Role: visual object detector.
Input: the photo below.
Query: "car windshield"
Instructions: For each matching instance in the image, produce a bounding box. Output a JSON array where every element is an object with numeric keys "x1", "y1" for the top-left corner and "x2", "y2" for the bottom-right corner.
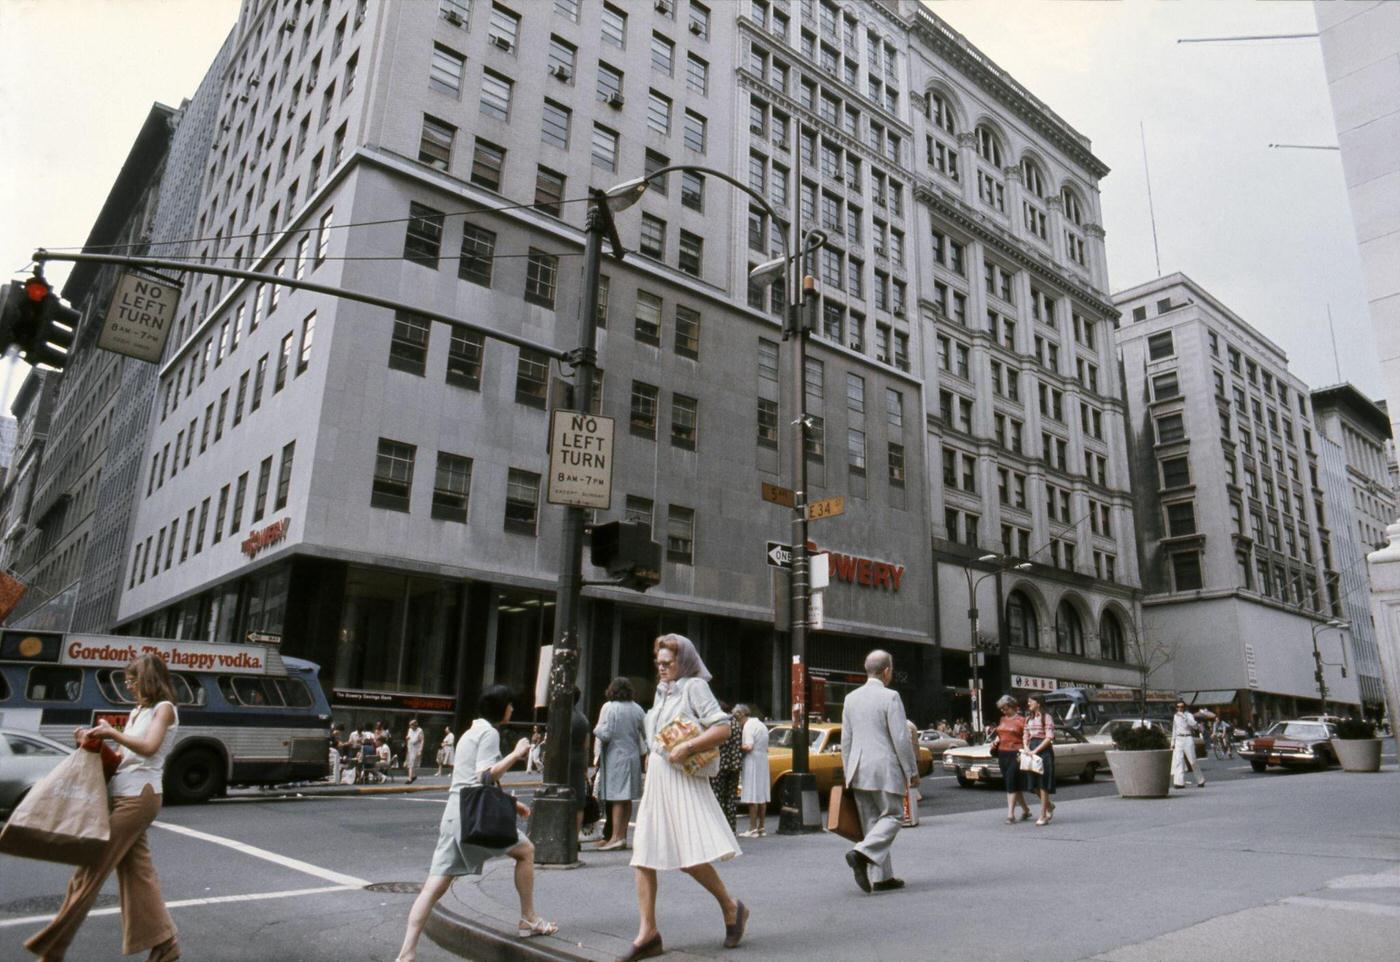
[
  {"x1": 769, "y1": 727, "x2": 821, "y2": 749},
  {"x1": 1270, "y1": 722, "x2": 1329, "y2": 740}
]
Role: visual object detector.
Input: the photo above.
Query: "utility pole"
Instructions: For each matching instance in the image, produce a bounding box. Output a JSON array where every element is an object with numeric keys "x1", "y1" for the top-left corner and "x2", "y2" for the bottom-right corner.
[{"x1": 530, "y1": 190, "x2": 624, "y2": 866}]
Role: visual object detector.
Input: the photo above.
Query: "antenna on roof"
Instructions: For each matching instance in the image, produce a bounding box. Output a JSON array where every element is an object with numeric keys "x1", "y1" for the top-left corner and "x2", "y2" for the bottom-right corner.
[{"x1": 1140, "y1": 122, "x2": 1163, "y2": 278}]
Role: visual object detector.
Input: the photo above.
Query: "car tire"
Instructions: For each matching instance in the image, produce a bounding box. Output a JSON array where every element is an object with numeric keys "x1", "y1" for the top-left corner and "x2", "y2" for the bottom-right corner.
[
  {"x1": 1249, "y1": 759, "x2": 1267, "y2": 773},
  {"x1": 165, "y1": 748, "x2": 226, "y2": 804},
  {"x1": 1078, "y1": 762, "x2": 1098, "y2": 784},
  {"x1": 954, "y1": 770, "x2": 971, "y2": 788}
]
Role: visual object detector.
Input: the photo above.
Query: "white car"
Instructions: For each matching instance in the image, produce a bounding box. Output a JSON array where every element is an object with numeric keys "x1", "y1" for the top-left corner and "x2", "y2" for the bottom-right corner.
[
  {"x1": 942, "y1": 727, "x2": 1107, "y2": 787},
  {"x1": 1086, "y1": 718, "x2": 1206, "y2": 756},
  {"x1": 0, "y1": 727, "x2": 73, "y2": 818}
]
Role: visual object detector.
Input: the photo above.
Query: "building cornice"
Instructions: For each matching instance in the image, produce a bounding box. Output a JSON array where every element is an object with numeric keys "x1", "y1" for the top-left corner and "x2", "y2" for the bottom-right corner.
[{"x1": 909, "y1": 7, "x2": 1109, "y2": 179}]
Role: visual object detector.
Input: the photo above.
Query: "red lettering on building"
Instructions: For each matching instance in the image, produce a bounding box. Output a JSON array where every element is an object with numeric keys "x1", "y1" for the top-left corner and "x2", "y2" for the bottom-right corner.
[
  {"x1": 242, "y1": 518, "x2": 291, "y2": 560},
  {"x1": 817, "y1": 545, "x2": 905, "y2": 593}
]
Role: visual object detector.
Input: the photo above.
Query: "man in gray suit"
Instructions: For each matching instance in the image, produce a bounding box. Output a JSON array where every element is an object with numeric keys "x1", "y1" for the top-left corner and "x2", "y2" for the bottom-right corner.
[{"x1": 840, "y1": 649, "x2": 919, "y2": 893}]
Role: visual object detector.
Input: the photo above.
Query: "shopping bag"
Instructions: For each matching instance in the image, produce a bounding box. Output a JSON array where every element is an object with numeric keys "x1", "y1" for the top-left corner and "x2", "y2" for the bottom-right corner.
[
  {"x1": 826, "y1": 785, "x2": 863, "y2": 843},
  {"x1": 0, "y1": 748, "x2": 110, "y2": 865}
]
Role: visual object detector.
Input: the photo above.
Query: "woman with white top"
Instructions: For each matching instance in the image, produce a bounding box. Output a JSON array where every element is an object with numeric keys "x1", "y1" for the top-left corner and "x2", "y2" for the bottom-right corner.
[
  {"x1": 394, "y1": 685, "x2": 557, "y2": 962},
  {"x1": 735, "y1": 704, "x2": 771, "y2": 838},
  {"x1": 404, "y1": 718, "x2": 424, "y2": 784},
  {"x1": 620, "y1": 634, "x2": 747, "y2": 962},
  {"x1": 27, "y1": 653, "x2": 181, "y2": 962},
  {"x1": 435, "y1": 725, "x2": 454, "y2": 776}
]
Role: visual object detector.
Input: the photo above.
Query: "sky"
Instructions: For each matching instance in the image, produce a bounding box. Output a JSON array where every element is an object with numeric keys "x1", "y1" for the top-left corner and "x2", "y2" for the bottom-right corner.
[{"x1": 0, "y1": 0, "x2": 1379, "y2": 414}]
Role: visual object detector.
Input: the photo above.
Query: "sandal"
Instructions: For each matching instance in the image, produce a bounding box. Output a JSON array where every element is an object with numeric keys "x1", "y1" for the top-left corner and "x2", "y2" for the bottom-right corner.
[
  {"x1": 1021, "y1": 811, "x2": 1034, "y2": 821},
  {"x1": 1004, "y1": 816, "x2": 1016, "y2": 825},
  {"x1": 518, "y1": 917, "x2": 559, "y2": 938}
]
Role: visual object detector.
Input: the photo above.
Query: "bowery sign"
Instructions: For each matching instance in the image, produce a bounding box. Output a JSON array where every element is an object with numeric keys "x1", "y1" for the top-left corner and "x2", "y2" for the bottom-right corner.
[{"x1": 242, "y1": 518, "x2": 291, "y2": 559}]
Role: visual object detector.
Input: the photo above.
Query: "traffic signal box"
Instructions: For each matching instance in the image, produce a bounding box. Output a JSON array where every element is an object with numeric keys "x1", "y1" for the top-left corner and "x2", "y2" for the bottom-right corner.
[
  {"x1": 0, "y1": 275, "x2": 80, "y2": 371},
  {"x1": 590, "y1": 521, "x2": 662, "y2": 591}
]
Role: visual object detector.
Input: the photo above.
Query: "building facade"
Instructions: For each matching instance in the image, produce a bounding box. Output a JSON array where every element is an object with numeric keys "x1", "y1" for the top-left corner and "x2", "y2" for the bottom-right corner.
[
  {"x1": 1, "y1": 371, "x2": 59, "y2": 602},
  {"x1": 1115, "y1": 274, "x2": 1361, "y2": 722},
  {"x1": 1311, "y1": 383, "x2": 1394, "y2": 717},
  {"x1": 109, "y1": 0, "x2": 1144, "y2": 731}
]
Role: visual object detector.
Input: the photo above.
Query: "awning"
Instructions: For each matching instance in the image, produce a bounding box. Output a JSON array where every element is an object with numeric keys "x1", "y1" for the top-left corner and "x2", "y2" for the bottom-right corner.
[{"x1": 1182, "y1": 690, "x2": 1238, "y2": 706}]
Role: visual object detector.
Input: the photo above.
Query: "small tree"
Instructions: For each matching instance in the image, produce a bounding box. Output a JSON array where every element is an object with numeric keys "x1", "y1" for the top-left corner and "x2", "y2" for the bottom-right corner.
[{"x1": 1126, "y1": 624, "x2": 1176, "y2": 716}]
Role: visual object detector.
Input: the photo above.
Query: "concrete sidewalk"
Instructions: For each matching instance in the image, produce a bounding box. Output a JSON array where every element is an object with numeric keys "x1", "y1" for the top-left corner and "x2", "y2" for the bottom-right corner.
[{"x1": 428, "y1": 768, "x2": 1400, "y2": 962}]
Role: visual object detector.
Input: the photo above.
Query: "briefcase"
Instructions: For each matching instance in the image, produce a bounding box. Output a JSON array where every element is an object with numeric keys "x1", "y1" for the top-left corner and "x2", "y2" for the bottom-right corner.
[{"x1": 826, "y1": 785, "x2": 863, "y2": 843}]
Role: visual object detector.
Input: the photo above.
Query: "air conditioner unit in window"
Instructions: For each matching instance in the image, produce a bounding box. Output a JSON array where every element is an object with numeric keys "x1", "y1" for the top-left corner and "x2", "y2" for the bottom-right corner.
[
  {"x1": 488, "y1": 34, "x2": 514, "y2": 51},
  {"x1": 606, "y1": 93, "x2": 625, "y2": 108},
  {"x1": 281, "y1": 17, "x2": 297, "y2": 33},
  {"x1": 354, "y1": 11, "x2": 364, "y2": 27},
  {"x1": 443, "y1": 10, "x2": 464, "y2": 26},
  {"x1": 655, "y1": 0, "x2": 671, "y2": 12},
  {"x1": 247, "y1": 75, "x2": 260, "y2": 87},
  {"x1": 548, "y1": 65, "x2": 572, "y2": 80},
  {"x1": 849, "y1": 340, "x2": 863, "y2": 350},
  {"x1": 688, "y1": 21, "x2": 704, "y2": 35}
]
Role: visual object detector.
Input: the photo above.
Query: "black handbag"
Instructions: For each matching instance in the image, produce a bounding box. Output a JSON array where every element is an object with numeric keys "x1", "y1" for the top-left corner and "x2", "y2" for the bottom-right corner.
[{"x1": 458, "y1": 776, "x2": 518, "y2": 848}]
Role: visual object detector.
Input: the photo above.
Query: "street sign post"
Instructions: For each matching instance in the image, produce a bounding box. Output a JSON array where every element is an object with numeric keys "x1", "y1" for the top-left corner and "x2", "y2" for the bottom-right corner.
[
  {"x1": 806, "y1": 495, "x2": 845, "y2": 520},
  {"x1": 547, "y1": 411, "x2": 614, "y2": 509},
  {"x1": 99, "y1": 272, "x2": 179, "y2": 362}
]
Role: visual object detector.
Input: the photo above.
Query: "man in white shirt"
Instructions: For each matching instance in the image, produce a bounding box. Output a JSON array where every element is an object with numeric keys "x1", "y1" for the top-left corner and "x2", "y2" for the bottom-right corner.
[{"x1": 1171, "y1": 702, "x2": 1206, "y2": 789}]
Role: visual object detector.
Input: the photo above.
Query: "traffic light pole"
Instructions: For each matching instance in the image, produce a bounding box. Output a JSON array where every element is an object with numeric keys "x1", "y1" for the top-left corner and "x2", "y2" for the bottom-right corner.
[{"x1": 530, "y1": 191, "x2": 623, "y2": 866}]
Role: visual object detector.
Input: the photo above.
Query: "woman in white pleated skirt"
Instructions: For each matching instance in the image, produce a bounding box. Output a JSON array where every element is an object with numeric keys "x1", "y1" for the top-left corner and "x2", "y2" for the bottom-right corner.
[{"x1": 619, "y1": 634, "x2": 748, "y2": 962}]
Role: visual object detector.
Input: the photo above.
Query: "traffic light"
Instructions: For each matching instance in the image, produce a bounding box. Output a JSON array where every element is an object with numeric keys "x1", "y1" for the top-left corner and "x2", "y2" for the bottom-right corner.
[
  {"x1": 0, "y1": 275, "x2": 79, "y2": 371},
  {"x1": 590, "y1": 521, "x2": 662, "y2": 591}
]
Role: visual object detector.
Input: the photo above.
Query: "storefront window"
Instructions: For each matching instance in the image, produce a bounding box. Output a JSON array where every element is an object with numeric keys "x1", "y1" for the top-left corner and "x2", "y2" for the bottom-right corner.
[
  {"x1": 494, "y1": 588, "x2": 555, "y2": 715},
  {"x1": 334, "y1": 567, "x2": 460, "y2": 695}
]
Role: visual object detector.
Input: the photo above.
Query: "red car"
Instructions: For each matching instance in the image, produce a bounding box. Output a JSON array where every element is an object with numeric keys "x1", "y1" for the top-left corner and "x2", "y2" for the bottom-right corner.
[{"x1": 1239, "y1": 720, "x2": 1337, "y2": 772}]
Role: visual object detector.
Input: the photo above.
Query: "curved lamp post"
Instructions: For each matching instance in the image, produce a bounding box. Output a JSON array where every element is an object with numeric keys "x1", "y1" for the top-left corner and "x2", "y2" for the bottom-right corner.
[
  {"x1": 1310, "y1": 618, "x2": 1349, "y2": 715},
  {"x1": 531, "y1": 166, "x2": 829, "y2": 862},
  {"x1": 962, "y1": 554, "x2": 1031, "y2": 732}
]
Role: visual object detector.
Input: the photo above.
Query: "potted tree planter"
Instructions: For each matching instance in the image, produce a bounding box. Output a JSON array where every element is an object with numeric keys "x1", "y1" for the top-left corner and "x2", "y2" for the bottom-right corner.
[
  {"x1": 1105, "y1": 725, "x2": 1172, "y2": 798},
  {"x1": 1331, "y1": 718, "x2": 1383, "y2": 772}
]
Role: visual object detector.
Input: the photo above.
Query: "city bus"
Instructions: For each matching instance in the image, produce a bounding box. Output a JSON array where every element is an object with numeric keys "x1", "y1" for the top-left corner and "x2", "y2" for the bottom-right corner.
[
  {"x1": 0, "y1": 630, "x2": 331, "y2": 803},
  {"x1": 1043, "y1": 686, "x2": 1178, "y2": 731}
]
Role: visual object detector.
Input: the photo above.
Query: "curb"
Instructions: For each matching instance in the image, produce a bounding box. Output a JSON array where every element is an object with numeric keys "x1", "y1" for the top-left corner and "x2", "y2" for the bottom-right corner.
[{"x1": 237, "y1": 776, "x2": 544, "y2": 800}]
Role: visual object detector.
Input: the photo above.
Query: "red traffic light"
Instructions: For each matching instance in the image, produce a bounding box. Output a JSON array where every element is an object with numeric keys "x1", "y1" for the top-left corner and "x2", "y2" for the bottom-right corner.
[{"x1": 23, "y1": 276, "x2": 50, "y2": 302}]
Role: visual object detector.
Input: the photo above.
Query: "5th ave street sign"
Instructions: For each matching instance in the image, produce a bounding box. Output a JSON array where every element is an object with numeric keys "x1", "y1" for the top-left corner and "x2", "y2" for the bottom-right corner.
[{"x1": 547, "y1": 411, "x2": 614, "y2": 509}]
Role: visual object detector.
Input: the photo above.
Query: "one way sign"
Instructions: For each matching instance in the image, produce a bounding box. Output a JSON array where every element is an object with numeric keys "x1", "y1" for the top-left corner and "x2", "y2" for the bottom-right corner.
[{"x1": 766, "y1": 541, "x2": 792, "y2": 568}]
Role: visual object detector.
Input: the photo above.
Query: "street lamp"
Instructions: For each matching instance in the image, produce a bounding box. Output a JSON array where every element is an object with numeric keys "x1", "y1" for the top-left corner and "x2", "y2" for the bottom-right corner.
[
  {"x1": 530, "y1": 165, "x2": 828, "y2": 860},
  {"x1": 1310, "y1": 618, "x2": 1350, "y2": 715},
  {"x1": 962, "y1": 554, "x2": 1031, "y2": 733}
]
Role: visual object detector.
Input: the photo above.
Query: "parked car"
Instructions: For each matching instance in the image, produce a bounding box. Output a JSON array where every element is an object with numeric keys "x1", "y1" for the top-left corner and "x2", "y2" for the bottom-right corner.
[
  {"x1": 942, "y1": 726, "x2": 1107, "y2": 787},
  {"x1": 1086, "y1": 718, "x2": 1205, "y2": 755},
  {"x1": 0, "y1": 727, "x2": 72, "y2": 818},
  {"x1": 917, "y1": 729, "x2": 969, "y2": 754},
  {"x1": 1239, "y1": 720, "x2": 1338, "y2": 772},
  {"x1": 767, "y1": 722, "x2": 933, "y2": 801}
]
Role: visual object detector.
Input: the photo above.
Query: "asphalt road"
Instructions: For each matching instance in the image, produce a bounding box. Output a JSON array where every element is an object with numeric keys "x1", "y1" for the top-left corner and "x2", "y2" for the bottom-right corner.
[{"x1": 0, "y1": 751, "x2": 1372, "y2": 962}]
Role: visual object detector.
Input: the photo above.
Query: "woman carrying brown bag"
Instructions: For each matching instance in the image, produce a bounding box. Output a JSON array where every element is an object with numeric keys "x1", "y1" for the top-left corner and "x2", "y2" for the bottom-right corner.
[{"x1": 27, "y1": 653, "x2": 181, "y2": 962}]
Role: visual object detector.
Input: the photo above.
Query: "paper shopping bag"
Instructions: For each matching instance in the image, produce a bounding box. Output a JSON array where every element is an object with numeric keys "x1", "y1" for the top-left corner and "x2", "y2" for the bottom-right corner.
[
  {"x1": 0, "y1": 748, "x2": 110, "y2": 865},
  {"x1": 826, "y1": 785, "x2": 864, "y2": 843}
]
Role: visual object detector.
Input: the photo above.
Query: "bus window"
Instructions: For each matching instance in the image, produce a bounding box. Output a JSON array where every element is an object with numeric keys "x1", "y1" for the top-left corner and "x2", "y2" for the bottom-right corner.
[
  {"x1": 272, "y1": 678, "x2": 312, "y2": 708},
  {"x1": 171, "y1": 673, "x2": 207, "y2": 707},
  {"x1": 0, "y1": 672, "x2": 10, "y2": 701},
  {"x1": 27, "y1": 666, "x2": 83, "y2": 702},
  {"x1": 223, "y1": 676, "x2": 280, "y2": 706},
  {"x1": 95, "y1": 669, "x2": 138, "y2": 705}
]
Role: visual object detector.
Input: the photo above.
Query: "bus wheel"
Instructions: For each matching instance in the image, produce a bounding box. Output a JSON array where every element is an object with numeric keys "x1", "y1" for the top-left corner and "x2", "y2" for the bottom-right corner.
[{"x1": 166, "y1": 748, "x2": 225, "y2": 804}]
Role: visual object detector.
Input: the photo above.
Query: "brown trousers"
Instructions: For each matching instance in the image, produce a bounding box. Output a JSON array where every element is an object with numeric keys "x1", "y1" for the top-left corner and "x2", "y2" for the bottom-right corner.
[{"x1": 25, "y1": 785, "x2": 176, "y2": 960}]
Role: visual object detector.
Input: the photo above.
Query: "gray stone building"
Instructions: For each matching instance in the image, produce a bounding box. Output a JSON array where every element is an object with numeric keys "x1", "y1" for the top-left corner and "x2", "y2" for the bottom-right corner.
[
  {"x1": 1311, "y1": 383, "x2": 1393, "y2": 717},
  {"x1": 1115, "y1": 274, "x2": 1361, "y2": 722},
  {"x1": 111, "y1": 0, "x2": 1145, "y2": 729},
  {"x1": 1, "y1": 370, "x2": 60, "y2": 609}
]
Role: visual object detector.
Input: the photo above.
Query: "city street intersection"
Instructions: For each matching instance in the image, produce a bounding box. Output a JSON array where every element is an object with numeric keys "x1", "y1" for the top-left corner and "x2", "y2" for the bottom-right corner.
[{"x1": 2, "y1": 751, "x2": 1396, "y2": 961}]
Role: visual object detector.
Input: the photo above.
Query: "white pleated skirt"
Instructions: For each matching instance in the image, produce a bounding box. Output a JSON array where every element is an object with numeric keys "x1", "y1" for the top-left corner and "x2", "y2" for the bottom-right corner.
[{"x1": 631, "y1": 755, "x2": 741, "y2": 871}]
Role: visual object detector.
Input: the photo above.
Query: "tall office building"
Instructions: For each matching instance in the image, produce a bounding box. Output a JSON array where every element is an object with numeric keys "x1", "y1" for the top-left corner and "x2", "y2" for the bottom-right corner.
[
  {"x1": 112, "y1": 0, "x2": 1144, "y2": 729},
  {"x1": 1115, "y1": 274, "x2": 1361, "y2": 721},
  {"x1": 1311, "y1": 383, "x2": 1394, "y2": 717}
]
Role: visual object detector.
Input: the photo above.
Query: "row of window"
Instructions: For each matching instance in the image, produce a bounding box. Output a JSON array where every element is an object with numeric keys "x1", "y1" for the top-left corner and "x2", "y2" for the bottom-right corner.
[{"x1": 131, "y1": 442, "x2": 296, "y2": 589}]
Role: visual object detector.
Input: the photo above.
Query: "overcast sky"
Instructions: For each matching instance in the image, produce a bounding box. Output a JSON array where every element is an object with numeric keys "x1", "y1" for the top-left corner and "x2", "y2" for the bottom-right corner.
[{"x1": 0, "y1": 0, "x2": 1379, "y2": 414}]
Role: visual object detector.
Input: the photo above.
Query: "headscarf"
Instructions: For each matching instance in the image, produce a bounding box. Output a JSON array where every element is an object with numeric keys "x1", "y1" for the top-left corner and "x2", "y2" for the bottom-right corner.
[{"x1": 656, "y1": 632, "x2": 712, "y2": 693}]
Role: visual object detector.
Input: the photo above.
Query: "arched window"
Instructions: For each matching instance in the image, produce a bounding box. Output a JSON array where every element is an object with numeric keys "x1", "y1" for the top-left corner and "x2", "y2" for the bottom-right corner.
[
  {"x1": 1020, "y1": 158, "x2": 1045, "y2": 198},
  {"x1": 1100, "y1": 610, "x2": 1126, "y2": 662},
  {"x1": 1006, "y1": 591, "x2": 1039, "y2": 649},
  {"x1": 975, "y1": 125, "x2": 1003, "y2": 167},
  {"x1": 1061, "y1": 186, "x2": 1084, "y2": 226},
  {"x1": 1055, "y1": 600, "x2": 1084, "y2": 655},
  {"x1": 928, "y1": 92, "x2": 956, "y2": 134}
]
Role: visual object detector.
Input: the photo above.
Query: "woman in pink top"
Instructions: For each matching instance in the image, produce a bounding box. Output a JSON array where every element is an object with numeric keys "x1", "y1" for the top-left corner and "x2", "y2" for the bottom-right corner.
[
  {"x1": 991, "y1": 696, "x2": 1033, "y2": 824},
  {"x1": 1023, "y1": 694, "x2": 1056, "y2": 825}
]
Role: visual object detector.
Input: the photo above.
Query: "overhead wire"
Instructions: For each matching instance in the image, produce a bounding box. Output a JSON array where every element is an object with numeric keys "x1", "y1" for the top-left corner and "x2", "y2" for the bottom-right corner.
[{"x1": 36, "y1": 194, "x2": 596, "y2": 255}]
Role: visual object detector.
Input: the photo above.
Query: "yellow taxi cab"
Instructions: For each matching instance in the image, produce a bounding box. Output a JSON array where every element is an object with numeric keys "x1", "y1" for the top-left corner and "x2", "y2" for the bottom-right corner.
[{"x1": 766, "y1": 722, "x2": 933, "y2": 801}]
